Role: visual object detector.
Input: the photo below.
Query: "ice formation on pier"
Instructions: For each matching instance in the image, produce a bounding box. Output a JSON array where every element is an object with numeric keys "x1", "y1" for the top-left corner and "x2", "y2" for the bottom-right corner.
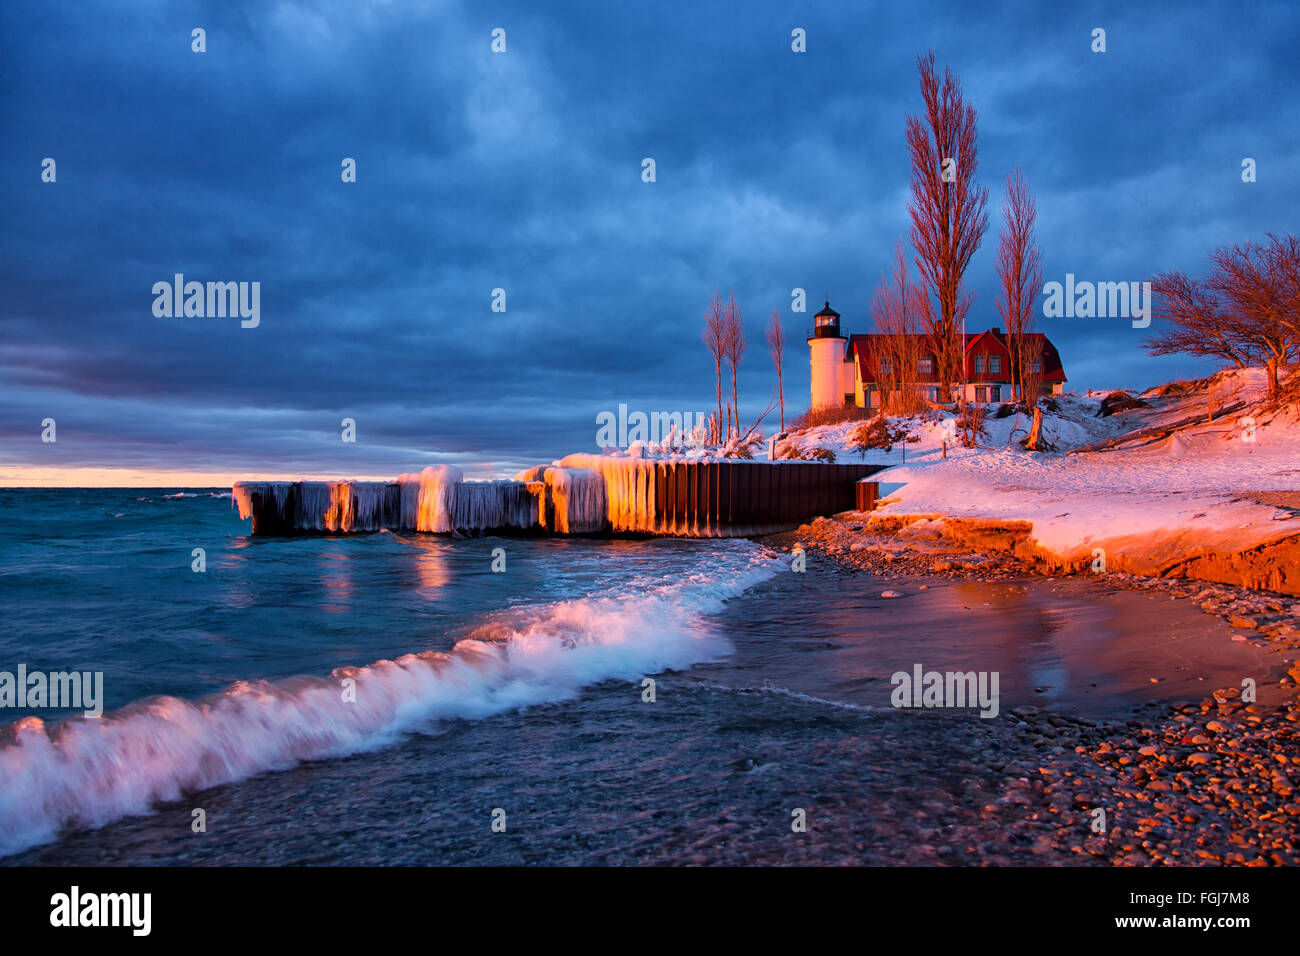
[
  {"x1": 235, "y1": 467, "x2": 547, "y2": 535},
  {"x1": 557, "y1": 454, "x2": 663, "y2": 534},
  {"x1": 513, "y1": 466, "x2": 607, "y2": 534},
  {"x1": 397, "y1": 465, "x2": 463, "y2": 533},
  {"x1": 234, "y1": 459, "x2": 874, "y2": 537},
  {"x1": 452, "y1": 479, "x2": 540, "y2": 532},
  {"x1": 233, "y1": 480, "x2": 397, "y2": 533}
]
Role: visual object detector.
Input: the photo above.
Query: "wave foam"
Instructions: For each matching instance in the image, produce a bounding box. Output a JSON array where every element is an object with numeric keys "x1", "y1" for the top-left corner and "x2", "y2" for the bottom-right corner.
[{"x1": 0, "y1": 544, "x2": 779, "y2": 856}]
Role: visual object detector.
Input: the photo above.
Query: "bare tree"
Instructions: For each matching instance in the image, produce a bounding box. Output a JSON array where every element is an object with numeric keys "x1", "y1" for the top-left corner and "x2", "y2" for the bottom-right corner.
[
  {"x1": 703, "y1": 291, "x2": 726, "y2": 444},
  {"x1": 906, "y1": 50, "x2": 990, "y2": 402},
  {"x1": 734, "y1": 394, "x2": 779, "y2": 449},
  {"x1": 994, "y1": 168, "x2": 1044, "y2": 406},
  {"x1": 1145, "y1": 234, "x2": 1300, "y2": 403},
  {"x1": 723, "y1": 292, "x2": 745, "y2": 442},
  {"x1": 870, "y1": 241, "x2": 925, "y2": 415},
  {"x1": 958, "y1": 400, "x2": 988, "y2": 448},
  {"x1": 766, "y1": 308, "x2": 786, "y2": 431},
  {"x1": 1146, "y1": 271, "x2": 1259, "y2": 368},
  {"x1": 1265, "y1": 234, "x2": 1300, "y2": 406},
  {"x1": 1208, "y1": 237, "x2": 1299, "y2": 398},
  {"x1": 1267, "y1": 234, "x2": 1300, "y2": 342},
  {"x1": 1020, "y1": 336, "x2": 1045, "y2": 404}
]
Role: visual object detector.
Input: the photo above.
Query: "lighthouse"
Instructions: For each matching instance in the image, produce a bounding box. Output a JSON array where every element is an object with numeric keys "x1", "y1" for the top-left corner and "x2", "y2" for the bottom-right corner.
[{"x1": 807, "y1": 301, "x2": 848, "y2": 410}]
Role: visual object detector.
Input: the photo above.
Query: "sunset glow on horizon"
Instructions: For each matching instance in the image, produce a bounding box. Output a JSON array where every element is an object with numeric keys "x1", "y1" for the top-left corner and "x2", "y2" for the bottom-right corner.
[{"x1": 0, "y1": 465, "x2": 504, "y2": 488}]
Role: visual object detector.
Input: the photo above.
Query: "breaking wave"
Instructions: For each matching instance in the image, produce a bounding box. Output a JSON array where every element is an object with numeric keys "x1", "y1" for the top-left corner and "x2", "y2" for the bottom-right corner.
[{"x1": 0, "y1": 543, "x2": 780, "y2": 856}]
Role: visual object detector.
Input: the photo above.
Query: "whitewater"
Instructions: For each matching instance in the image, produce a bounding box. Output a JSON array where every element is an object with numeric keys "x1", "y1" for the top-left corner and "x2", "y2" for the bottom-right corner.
[{"x1": 0, "y1": 489, "x2": 780, "y2": 857}]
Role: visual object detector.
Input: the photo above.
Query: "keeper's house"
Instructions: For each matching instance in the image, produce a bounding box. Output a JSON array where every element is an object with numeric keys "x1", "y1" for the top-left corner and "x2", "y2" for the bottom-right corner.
[{"x1": 807, "y1": 301, "x2": 1067, "y2": 410}]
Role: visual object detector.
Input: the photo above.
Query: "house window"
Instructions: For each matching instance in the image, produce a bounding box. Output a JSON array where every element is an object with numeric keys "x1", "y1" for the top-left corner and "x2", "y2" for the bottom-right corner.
[
  {"x1": 1031, "y1": 359, "x2": 1043, "y2": 374},
  {"x1": 974, "y1": 355, "x2": 986, "y2": 374},
  {"x1": 975, "y1": 386, "x2": 989, "y2": 403},
  {"x1": 917, "y1": 358, "x2": 932, "y2": 376},
  {"x1": 879, "y1": 358, "x2": 893, "y2": 375},
  {"x1": 990, "y1": 386, "x2": 1001, "y2": 402},
  {"x1": 989, "y1": 356, "x2": 1001, "y2": 375}
]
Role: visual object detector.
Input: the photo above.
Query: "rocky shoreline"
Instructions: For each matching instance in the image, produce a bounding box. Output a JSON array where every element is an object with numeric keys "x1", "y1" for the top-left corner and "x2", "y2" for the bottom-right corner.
[{"x1": 763, "y1": 513, "x2": 1300, "y2": 865}]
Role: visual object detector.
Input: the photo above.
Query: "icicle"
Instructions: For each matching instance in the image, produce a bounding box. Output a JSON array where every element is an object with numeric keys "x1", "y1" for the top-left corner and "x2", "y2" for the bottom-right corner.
[
  {"x1": 325, "y1": 481, "x2": 394, "y2": 532},
  {"x1": 453, "y1": 480, "x2": 538, "y2": 532},
  {"x1": 232, "y1": 481, "x2": 261, "y2": 521},
  {"x1": 511, "y1": 466, "x2": 607, "y2": 533},
  {"x1": 547, "y1": 468, "x2": 607, "y2": 534},
  {"x1": 232, "y1": 481, "x2": 297, "y2": 531},
  {"x1": 556, "y1": 455, "x2": 658, "y2": 534},
  {"x1": 396, "y1": 465, "x2": 463, "y2": 532},
  {"x1": 233, "y1": 480, "x2": 395, "y2": 532}
]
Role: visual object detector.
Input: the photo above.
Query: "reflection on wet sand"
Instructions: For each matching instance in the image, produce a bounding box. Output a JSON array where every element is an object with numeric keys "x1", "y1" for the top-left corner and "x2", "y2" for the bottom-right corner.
[{"x1": 721, "y1": 572, "x2": 1278, "y2": 717}]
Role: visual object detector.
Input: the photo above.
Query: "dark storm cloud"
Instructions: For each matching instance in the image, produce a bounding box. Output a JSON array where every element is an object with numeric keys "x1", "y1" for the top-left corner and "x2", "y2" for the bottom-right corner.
[{"x1": 2, "y1": 0, "x2": 1297, "y2": 479}]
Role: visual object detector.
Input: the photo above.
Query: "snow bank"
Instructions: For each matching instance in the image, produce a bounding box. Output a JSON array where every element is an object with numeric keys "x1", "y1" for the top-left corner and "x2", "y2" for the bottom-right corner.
[{"x1": 844, "y1": 373, "x2": 1300, "y2": 585}]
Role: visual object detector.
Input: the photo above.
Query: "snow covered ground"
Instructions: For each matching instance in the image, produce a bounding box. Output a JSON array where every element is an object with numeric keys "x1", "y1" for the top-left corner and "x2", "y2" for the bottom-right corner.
[{"x1": 783, "y1": 369, "x2": 1300, "y2": 570}]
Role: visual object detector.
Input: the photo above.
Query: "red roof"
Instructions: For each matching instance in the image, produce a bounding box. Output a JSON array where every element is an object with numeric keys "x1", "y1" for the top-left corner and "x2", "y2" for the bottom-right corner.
[{"x1": 846, "y1": 329, "x2": 1066, "y2": 385}]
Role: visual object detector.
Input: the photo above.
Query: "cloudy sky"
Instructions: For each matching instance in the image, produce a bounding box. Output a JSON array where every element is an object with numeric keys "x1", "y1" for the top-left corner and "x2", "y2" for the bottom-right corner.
[{"x1": 2, "y1": 0, "x2": 1297, "y2": 484}]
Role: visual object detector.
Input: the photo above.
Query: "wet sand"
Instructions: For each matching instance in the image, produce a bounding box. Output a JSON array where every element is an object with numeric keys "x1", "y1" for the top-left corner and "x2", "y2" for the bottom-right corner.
[
  {"x1": 730, "y1": 571, "x2": 1283, "y2": 716},
  {"x1": 759, "y1": 519, "x2": 1300, "y2": 865}
]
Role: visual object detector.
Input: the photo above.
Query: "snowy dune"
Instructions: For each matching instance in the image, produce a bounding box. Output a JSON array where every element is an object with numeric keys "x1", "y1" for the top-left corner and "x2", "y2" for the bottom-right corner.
[{"x1": 782, "y1": 369, "x2": 1300, "y2": 588}]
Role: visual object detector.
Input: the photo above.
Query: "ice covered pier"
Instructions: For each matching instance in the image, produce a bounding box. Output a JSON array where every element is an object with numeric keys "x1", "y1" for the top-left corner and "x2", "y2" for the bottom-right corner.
[{"x1": 233, "y1": 459, "x2": 886, "y2": 538}]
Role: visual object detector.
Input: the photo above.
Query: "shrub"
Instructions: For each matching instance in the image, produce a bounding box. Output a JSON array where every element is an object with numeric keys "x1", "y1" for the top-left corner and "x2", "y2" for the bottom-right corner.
[
  {"x1": 1095, "y1": 391, "x2": 1148, "y2": 417},
  {"x1": 848, "y1": 416, "x2": 915, "y2": 456},
  {"x1": 776, "y1": 441, "x2": 837, "y2": 462},
  {"x1": 789, "y1": 404, "x2": 869, "y2": 430},
  {"x1": 1141, "y1": 379, "x2": 1198, "y2": 399},
  {"x1": 957, "y1": 403, "x2": 986, "y2": 448}
]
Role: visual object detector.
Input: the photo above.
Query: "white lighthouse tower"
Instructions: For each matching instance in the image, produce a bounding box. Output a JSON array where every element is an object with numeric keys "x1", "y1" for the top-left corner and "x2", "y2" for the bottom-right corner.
[{"x1": 807, "y1": 301, "x2": 848, "y2": 410}]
